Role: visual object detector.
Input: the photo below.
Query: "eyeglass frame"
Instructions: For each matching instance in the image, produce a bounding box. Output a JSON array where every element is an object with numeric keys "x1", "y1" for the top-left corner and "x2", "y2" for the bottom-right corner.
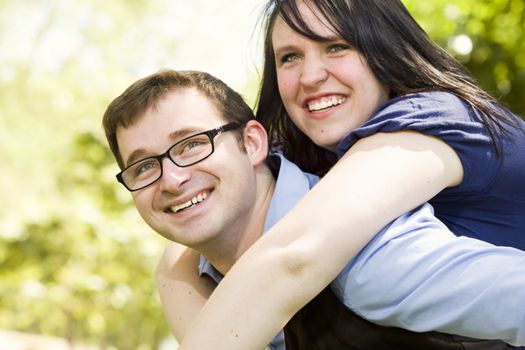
[{"x1": 116, "y1": 122, "x2": 242, "y2": 192}]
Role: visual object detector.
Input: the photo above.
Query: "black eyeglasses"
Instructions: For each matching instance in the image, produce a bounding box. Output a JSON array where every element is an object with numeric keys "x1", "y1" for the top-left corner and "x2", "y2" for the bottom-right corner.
[{"x1": 117, "y1": 122, "x2": 241, "y2": 191}]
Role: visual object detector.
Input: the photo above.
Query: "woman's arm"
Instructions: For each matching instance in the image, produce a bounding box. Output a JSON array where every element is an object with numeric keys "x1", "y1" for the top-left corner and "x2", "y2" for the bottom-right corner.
[
  {"x1": 179, "y1": 131, "x2": 463, "y2": 349},
  {"x1": 155, "y1": 242, "x2": 215, "y2": 341}
]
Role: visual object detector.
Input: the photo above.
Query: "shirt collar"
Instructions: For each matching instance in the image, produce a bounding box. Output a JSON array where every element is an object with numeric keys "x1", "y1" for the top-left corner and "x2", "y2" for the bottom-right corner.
[{"x1": 199, "y1": 154, "x2": 319, "y2": 283}]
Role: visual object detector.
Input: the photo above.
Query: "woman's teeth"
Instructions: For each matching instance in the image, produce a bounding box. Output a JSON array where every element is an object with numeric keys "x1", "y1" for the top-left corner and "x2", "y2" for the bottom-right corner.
[
  {"x1": 308, "y1": 96, "x2": 345, "y2": 112},
  {"x1": 171, "y1": 192, "x2": 208, "y2": 213}
]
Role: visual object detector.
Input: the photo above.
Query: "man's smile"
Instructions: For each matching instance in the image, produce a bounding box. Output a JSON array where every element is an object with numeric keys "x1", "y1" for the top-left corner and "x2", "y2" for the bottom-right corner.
[{"x1": 169, "y1": 191, "x2": 209, "y2": 213}]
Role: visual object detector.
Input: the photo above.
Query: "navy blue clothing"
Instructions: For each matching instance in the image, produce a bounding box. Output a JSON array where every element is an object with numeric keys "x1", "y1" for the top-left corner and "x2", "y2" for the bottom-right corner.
[{"x1": 338, "y1": 91, "x2": 525, "y2": 249}]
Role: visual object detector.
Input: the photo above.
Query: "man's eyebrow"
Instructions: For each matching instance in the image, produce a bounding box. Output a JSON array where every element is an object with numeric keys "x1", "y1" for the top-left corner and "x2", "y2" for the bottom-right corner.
[
  {"x1": 125, "y1": 148, "x2": 148, "y2": 168},
  {"x1": 124, "y1": 127, "x2": 204, "y2": 167},
  {"x1": 168, "y1": 127, "x2": 202, "y2": 142}
]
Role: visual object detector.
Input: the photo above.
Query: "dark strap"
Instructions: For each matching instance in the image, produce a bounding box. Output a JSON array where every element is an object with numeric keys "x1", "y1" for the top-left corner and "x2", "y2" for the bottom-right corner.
[{"x1": 284, "y1": 287, "x2": 517, "y2": 350}]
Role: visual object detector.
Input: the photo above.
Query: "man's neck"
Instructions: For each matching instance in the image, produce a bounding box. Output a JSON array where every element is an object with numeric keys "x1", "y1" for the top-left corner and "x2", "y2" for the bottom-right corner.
[{"x1": 198, "y1": 164, "x2": 276, "y2": 275}]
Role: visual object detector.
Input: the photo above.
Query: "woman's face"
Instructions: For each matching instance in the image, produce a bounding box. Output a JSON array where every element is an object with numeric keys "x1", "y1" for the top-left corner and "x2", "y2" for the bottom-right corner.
[{"x1": 272, "y1": 1, "x2": 390, "y2": 152}]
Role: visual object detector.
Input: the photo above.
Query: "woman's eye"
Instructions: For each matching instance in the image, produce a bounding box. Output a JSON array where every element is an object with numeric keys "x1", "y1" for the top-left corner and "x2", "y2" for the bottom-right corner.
[
  {"x1": 280, "y1": 53, "x2": 300, "y2": 63},
  {"x1": 328, "y1": 44, "x2": 350, "y2": 53}
]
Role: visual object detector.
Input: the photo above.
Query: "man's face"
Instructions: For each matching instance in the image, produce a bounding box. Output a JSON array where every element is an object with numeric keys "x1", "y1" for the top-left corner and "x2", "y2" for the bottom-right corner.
[{"x1": 117, "y1": 88, "x2": 259, "y2": 249}]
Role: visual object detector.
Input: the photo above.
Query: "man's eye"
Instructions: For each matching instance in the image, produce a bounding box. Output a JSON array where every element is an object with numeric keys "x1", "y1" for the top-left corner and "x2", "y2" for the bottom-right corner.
[
  {"x1": 182, "y1": 140, "x2": 206, "y2": 153},
  {"x1": 137, "y1": 161, "x2": 159, "y2": 175}
]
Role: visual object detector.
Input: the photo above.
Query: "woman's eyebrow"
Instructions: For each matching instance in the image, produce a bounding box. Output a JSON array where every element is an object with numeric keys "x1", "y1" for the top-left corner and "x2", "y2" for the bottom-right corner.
[{"x1": 274, "y1": 43, "x2": 297, "y2": 54}]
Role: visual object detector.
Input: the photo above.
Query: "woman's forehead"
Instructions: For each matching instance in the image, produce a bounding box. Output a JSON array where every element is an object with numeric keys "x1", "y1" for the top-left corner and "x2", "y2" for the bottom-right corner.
[{"x1": 272, "y1": 1, "x2": 340, "y2": 42}]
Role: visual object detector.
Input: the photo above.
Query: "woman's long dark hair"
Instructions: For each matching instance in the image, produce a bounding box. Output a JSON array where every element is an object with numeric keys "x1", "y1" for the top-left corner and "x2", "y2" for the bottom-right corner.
[{"x1": 255, "y1": 0, "x2": 520, "y2": 174}]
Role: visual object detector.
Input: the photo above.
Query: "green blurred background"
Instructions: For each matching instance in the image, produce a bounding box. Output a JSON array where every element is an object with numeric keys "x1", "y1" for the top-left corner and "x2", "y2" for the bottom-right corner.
[{"x1": 0, "y1": 0, "x2": 523, "y2": 349}]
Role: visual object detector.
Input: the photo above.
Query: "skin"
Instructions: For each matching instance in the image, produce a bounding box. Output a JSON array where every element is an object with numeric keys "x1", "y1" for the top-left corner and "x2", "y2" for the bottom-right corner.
[
  {"x1": 156, "y1": 241, "x2": 214, "y2": 340},
  {"x1": 117, "y1": 87, "x2": 274, "y2": 274},
  {"x1": 273, "y1": 3, "x2": 390, "y2": 151},
  {"x1": 178, "y1": 2, "x2": 464, "y2": 349}
]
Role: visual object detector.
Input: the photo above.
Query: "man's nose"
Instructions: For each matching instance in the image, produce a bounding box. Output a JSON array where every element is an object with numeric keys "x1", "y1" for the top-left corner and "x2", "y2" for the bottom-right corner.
[{"x1": 158, "y1": 157, "x2": 191, "y2": 192}]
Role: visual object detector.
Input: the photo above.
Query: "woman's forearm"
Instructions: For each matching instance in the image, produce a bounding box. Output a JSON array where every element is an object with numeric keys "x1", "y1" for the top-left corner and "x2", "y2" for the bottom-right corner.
[
  {"x1": 156, "y1": 243, "x2": 214, "y2": 341},
  {"x1": 180, "y1": 132, "x2": 463, "y2": 349}
]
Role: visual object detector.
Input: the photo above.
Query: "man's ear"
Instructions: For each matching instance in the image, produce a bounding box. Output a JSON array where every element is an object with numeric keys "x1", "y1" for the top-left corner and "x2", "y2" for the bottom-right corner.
[{"x1": 242, "y1": 120, "x2": 269, "y2": 166}]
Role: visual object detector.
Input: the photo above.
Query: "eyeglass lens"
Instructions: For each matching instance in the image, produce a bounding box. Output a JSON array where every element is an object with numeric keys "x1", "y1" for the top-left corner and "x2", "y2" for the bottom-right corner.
[{"x1": 122, "y1": 133, "x2": 213, "y2": 190}]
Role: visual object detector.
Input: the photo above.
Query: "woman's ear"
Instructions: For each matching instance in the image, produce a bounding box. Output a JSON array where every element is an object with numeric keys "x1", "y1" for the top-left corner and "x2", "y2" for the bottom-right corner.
[{"x1": 242, "y1": 120, "x2": 269, "y2": 166}]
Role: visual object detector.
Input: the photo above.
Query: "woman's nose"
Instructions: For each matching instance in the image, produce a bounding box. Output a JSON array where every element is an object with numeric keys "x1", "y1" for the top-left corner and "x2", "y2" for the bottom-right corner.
[{"x1": 299, "y1": 56, "x2": 329, "y2": 88}]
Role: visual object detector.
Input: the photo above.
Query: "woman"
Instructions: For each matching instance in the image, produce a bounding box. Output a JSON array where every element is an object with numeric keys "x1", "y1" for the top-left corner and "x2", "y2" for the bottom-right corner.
[{"x1": 179, "y1": 0, "x2": 525, "y2": 348}]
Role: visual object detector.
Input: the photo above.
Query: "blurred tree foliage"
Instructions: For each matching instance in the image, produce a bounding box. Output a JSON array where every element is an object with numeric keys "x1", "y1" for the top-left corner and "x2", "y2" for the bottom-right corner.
[
  {"x1": 0, "y1": 0, "x2": 181, "y2": 348},
  {"x1": 404, "y1": 0, "x2": 525, "y2": 115},
  {"x1": 0, "y1": 0, "x2": 523, "y2": 349}
]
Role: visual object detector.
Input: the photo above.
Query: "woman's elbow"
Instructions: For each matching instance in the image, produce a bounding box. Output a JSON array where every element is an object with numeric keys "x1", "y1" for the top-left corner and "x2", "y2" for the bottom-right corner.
[{"x1": 276, "y1": 238, "x2": 335, "y2": 291}]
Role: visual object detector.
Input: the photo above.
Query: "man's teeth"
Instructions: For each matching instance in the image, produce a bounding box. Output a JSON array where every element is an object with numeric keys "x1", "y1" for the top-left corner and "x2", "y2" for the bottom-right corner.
[
  {"x1": 308, "y1": 96, "x2": 345, "y2": 112},
  {"x1": 171, "y1": 192, "x2": 208, "y2": 213}
]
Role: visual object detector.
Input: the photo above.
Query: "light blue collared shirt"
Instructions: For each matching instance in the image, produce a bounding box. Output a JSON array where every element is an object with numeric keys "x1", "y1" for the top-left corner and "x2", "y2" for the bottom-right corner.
[
  {"x1": 200, "y1": 154, "x2": 525, "y2": 347},
  {"x1": 199, "y1": 154, "x2": 316, "y2": 350},
  {"x1": 332, "y1": 203, "x2": 525, "y2": 346}
]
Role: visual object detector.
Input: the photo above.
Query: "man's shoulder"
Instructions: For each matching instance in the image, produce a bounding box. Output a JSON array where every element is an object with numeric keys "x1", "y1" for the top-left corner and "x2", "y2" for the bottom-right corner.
[{"x1": 271, "y1": 153, "x2": 320, "y2": 188}]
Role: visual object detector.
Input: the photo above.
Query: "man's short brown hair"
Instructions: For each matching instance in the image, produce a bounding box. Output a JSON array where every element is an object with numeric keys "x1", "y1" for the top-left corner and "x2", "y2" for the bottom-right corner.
[{"x1": 102, "y1": 70, "x2": 255, "y2": 168}]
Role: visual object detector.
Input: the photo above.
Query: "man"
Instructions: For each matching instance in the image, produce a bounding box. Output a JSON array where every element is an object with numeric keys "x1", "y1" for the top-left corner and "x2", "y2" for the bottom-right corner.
[{"x1": 102, "y1": 70, "x2": 525, "y2": 349}]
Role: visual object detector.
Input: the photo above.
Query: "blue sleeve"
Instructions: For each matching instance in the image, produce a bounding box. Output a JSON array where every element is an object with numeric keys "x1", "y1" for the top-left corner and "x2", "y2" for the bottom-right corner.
[
  {"x1": 331, "y1": 203, "x2": 525, "y2": 346},
  {"x1": 268, "y1": 331, "x2": 285, "y2": 350},
  {"x1": 337, "y1": 92, "x2": 499, "y2": 194}
]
